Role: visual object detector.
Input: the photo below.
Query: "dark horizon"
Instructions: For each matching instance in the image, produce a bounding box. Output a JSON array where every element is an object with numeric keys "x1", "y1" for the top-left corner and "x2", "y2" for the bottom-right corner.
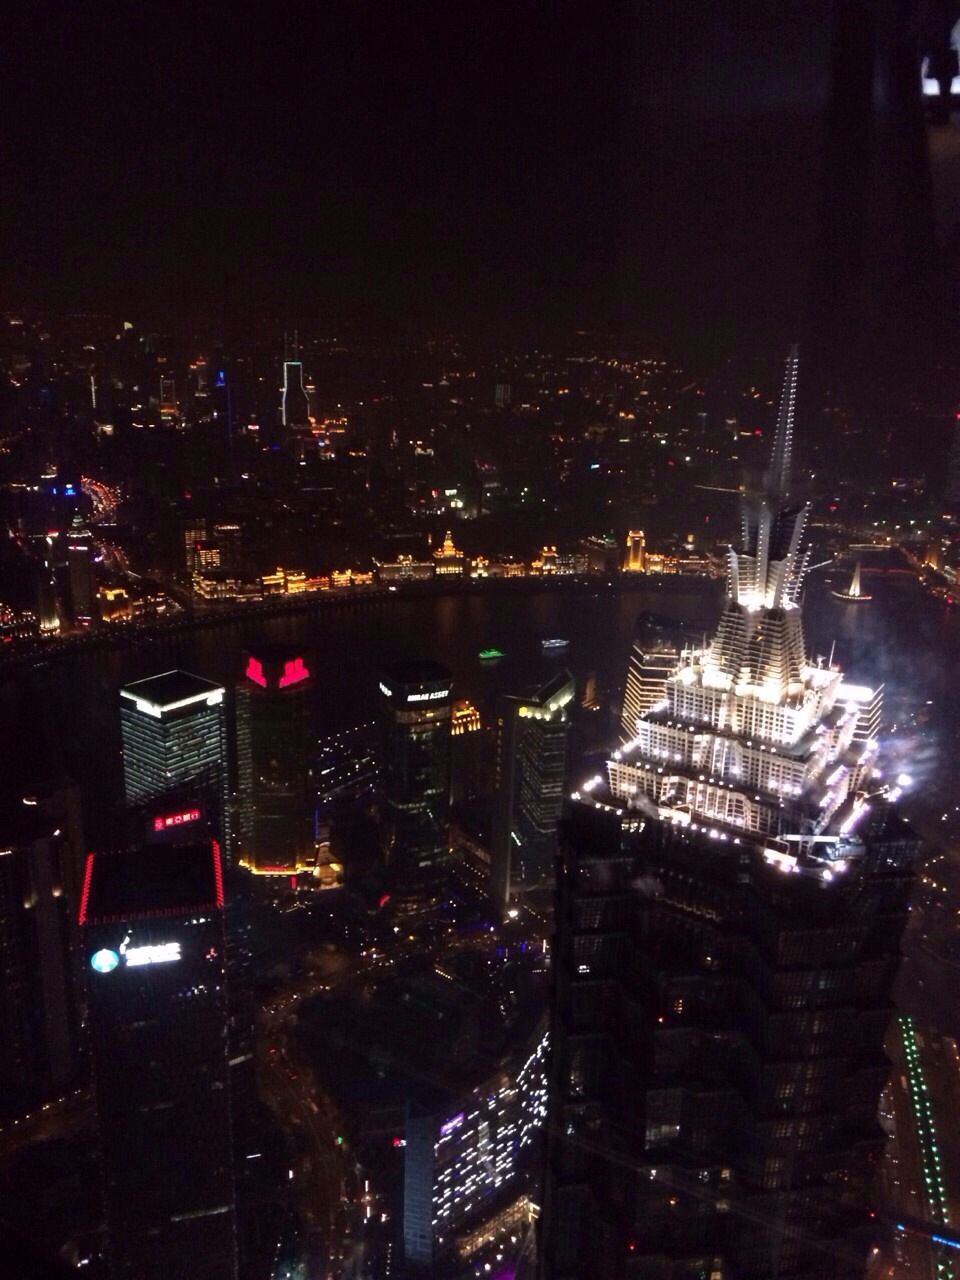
[{"x1": 5, "y1": 2, "x2": 957, "y2": 378}]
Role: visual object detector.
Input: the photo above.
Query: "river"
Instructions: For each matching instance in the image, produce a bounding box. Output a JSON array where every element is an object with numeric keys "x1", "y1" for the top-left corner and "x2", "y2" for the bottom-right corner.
[{"x1": 1, "y1": 553, "x2": 958, "y2": 852}]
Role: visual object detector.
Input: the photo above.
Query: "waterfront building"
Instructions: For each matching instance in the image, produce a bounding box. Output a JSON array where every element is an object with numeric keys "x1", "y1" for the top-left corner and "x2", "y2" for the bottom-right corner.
[
  {"x1": 540, "y1": 349, "x2": 917, "y2": 1279},
  {"x1": 433, "y1": 530, "x2": 466, "y2": 576},
  {"x1": 236, "y1": 647, "x2": 316, "y2": 876},
  {"x1": 373, "y1": 553, "x2": 435, "y2": 583},
  {"x1": 492, "y1": 672, "x2": 574, "y2": 913},
  {"x1": 378, "y1": 661, "x2": 453, "y2": 911},
  {"x1": 623, "y1": 529, "x2": 646, "y2": 572},
  {"x1": 81, "y1": 841, "x2": 237, "y2": 1280}
]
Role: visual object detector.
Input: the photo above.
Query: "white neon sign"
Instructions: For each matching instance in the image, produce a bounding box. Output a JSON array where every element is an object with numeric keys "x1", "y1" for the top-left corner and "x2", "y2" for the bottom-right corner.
[
  {"x1": 122, "y1": 941, "x2": 181, "y2": 967},
  {"x1": 407, "y1": 689, "x2": 450, "y2": 703}
]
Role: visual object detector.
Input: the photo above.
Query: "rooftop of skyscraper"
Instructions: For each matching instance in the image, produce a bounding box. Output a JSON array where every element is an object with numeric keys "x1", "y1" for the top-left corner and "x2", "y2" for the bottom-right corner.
[
  {"x1": 380, "y1": 659, "x2": 452, "y2": 690},
  {"x1": 80, "y1": 841, "x2": 222, "y2": 924},
  {"x1": 119, "y1": 669, "x2": 225, "y2": 711}
]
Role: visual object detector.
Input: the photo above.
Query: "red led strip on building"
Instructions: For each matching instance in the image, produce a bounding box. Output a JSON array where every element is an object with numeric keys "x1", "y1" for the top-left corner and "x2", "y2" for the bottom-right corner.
[
  {"x1": 78, "y1": 852, "x2": 95, "y2": 925},
  {"x1": 211, "y1": 840, "x2": 224, "y2": 909}
]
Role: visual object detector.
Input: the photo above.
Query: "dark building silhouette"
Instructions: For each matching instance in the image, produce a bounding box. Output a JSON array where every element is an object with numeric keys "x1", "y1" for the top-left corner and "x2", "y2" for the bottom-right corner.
[
  {"x1": 492, "y1": 671, "x2": 574, "y2": 915},
  {"x1": 81, "y1": 841, "x2": 237, "y2": 1280},
  {"x1": 0, "y1": 783, "x2": 85, "y2": 1120},
  {"x1": 540, "y1": 803, "x2": 916, "y2": 1279},
  {"x1": 540, "y1": 354, "x2": 916, "y2": 1277},
  {"x1": 378, "y1": 661, "x2": 452, "y2": 912},
  {"x1": 236, "y1": 647, "x2": 316, "y2": 877}
]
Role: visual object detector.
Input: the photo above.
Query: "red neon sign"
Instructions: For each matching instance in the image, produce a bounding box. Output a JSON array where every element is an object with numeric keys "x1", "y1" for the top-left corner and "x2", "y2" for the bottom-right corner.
[
  {"x1": 152, "y1": 807, "x2": 200, "y2": 832},
  {"x1": 245, "y1": 656, "x2": 267, "y2": 687},
  {"x1": 278, "y1": 656, "x2": 309, "y2": 688}
]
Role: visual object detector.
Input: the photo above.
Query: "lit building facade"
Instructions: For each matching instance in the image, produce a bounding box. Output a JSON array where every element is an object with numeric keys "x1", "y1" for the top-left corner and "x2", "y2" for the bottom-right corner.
[
  {"x1": 606, "y1": 351, "x2": 880, "y2": 840},
  {"x1": 119, "y1": 671, "x2": 229, "y2": 850},
  {"x1": 404, "y1": 1024, "x2": 549, "y2": 1266},
  {"x1": 81, "y1": 841, "x2": 237, "y2": 1280},
  {"x1": 540, "y1": 349, "x2": 916, "y2": 1280},
  {"x1": 378, "y1": 661, "x2": 453, "y2": 910},
  {"x1": 236, "y1": 647, "x2": 316, "y2": 876},
  {"x1": 492, "y1": 672, "x2": 574, "y2": 912},
  {"x1": 619, "y1": 631, "x2": 680, "y2": 743},
  {"x1": 623, "y1": 528, "x2": 646, "y2": 572},
  {"x1": 433, "y1": 530, "x2": 466, "y2": 576}
]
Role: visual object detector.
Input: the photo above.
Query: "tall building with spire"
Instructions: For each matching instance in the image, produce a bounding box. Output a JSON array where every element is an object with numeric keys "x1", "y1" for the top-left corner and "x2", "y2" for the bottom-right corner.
[
  {"x1": 540, "y1": 350, "x2": 914, "y2": 1279},
  {"x1": 281, "y1": 335, "x2": 310, "y2": 431},
  {"x1": 607, "y1": 348, "x2": 877, "y2": 838}
]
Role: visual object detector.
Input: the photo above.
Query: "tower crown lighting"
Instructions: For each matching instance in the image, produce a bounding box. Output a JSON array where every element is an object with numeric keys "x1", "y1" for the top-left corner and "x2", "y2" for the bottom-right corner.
[{"x1": 607, "y1": 348, "x2": 885, "y2": 858}]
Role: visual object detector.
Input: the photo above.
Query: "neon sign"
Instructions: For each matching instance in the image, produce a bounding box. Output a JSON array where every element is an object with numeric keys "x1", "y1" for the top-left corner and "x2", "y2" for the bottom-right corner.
[
  {"x1": 245, "y1": 656, "x2": 267, "y2": 687},
  {"x1": 153, "y1": 808, "x2": 200, "y2": 832},
  {"x1": 90, "y1": 949, "x2": 119, "y2": 973},
  {"x1": 407, "y1": 689, "x2": 450, "y2": 703},
  {"x1": 440, "y1": 1113, "x2": 464, "y2": 1137},
  {"x1": 123, "y1": 941, "x2": 181, "y2": 967},
  {"x1": 278, "y1": 656, "x2": 309, "y2": 688}
]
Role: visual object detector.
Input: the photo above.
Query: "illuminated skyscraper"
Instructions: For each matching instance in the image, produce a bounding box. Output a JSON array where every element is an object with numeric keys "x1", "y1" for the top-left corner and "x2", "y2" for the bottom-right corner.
[
  {"x1": 281, "y1": 337, "x2": 310, "y2": 430},
  {"x1": 404, "y1": 1023, "x2": 549, "y2": 1266},
  {"x1": 236, "y1": 647, "x2": 316, "y2": 876},
  {"x1": 378, "y1": 661, "x2": 452, "y2": 910},
  {"x1": 119, "y1": 671, "x2": 229, "y2": 851},
  {"x1": 540, "y1": 350, "x2": 916, "y2": 1279},
  {"x1": 492, "y1": 671, "x2": 574, "y2": 913},
  {"x1": 67, "y1": 529, "x2": 97, "y2": 625},
  {"x1": 623, "y1": 529, "x2": 646, "y2": 572},
  {"x1": 81, "y1": 840, "x2": 237, "y2": 1280},
  {"x1": 618, "y1": 627, "x2": 679, "y2": 744}
]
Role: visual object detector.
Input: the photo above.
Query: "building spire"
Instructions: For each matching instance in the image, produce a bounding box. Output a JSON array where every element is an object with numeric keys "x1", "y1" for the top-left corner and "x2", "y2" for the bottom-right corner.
[{"x1": 764, "y1": 344, "x2": 799, "y2": 503}]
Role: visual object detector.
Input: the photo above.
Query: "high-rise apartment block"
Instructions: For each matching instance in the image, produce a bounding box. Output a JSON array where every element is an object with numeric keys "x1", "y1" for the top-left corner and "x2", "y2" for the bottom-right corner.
[
  {"x1": 81, "y1": 841, "x2": 237, "y2": 1280},
  {"x1": 492, "y1": 672, "x2": 574, "y2": 913},
  {"x1": 378, "y1": 661, "x2": 452, "y2": 910},
  {"x1": 541, "y1": 350, "x2": 916, "y2": 1279}
]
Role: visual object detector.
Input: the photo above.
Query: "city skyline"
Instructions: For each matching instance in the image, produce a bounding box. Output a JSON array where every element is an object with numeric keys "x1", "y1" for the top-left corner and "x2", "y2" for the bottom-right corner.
[{"x1": 2, "y1": 7, "x2": 960, "y2": 1278}]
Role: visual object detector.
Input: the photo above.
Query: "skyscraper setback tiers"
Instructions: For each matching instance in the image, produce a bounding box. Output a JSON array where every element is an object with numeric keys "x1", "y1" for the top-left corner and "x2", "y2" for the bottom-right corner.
[{"x1": 540, "y1": 350, "x2": 917, "y2": 1278}]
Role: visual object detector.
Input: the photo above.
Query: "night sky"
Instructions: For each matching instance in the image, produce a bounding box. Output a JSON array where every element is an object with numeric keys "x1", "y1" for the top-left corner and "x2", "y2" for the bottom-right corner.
[{"x1": 3, "y1": 2, "x2": 955, "y2": 368}]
